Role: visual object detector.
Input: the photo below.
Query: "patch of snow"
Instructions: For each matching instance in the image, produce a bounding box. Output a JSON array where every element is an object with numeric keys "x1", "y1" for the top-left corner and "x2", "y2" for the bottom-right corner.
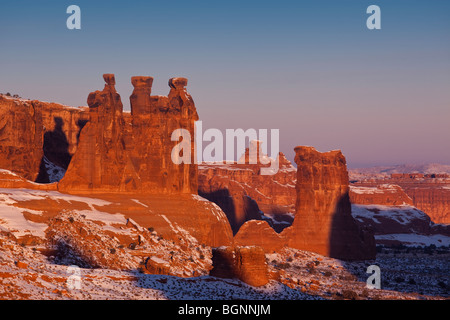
[
  {"x1": 375, "y1": 233, "x2": 450, "y2": 247},
  {"x1": 42, "y1": 156, "x2": 66, "y2": 182},
  {"x1": 0, "y1": 189, "x2": 111, "y2": 207},
  {"x1": 131, "y1": 199, "x2": 149, "y2": 208},
  {"x1": 191, "y1": 194, "x2": 209, "y2": 202},
  {"x1": 149, "y1": 256, "x2": 169, "y2": 265},
  {"x1": 351, "y1": 204, "x2": 428, "y2": 226},
  {"x1": 0, "y1": 205, "x2": 47, "y2": 238}
]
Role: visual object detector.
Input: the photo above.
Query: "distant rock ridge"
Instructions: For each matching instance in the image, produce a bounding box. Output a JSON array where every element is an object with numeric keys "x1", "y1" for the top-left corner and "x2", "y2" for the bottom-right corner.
[
  {"x1": 351, "y1": 173, "x2": 450, "y2": 224},
  {"x1": 198, "y1": 141, "x2": 297, "y2": 233}
]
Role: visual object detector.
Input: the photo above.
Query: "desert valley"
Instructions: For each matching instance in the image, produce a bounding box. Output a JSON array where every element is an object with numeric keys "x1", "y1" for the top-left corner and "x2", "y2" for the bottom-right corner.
[{"x1": 0, "y1": 74, "x2": 448, "y2": 300}]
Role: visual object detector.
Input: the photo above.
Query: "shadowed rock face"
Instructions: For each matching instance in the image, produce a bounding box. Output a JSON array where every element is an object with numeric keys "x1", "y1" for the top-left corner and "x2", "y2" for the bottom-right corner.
[
  {"x1": 283, "y1": 146, "x2": 375, "y2": 260},
  {"x1": 232, "y1": 146, "x2": 376, "y2": 260},
  {"x1": 0, "y1": 95, "x2": 89, "y2": 182},
  {"x1": 198, "y1": 141, "x2": 297, "y2": 234},
  {"x1": 210, "y1": 246, "x2": 269, "y2": 287},
  {"x1": 58, "y1": 74, "x2": 140, "y2": 193},
  {"x1": 58, "y1": 74, "x2": 199, "y2": 194}
]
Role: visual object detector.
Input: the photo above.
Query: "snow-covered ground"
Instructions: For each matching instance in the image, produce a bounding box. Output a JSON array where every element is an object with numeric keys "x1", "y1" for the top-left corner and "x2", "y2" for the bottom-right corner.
[
  {"x1": 375, "y1": 234, "x2": 450, "y2": 247},
  {"x1": 351, "y1": 204, "x2": 429, "y2": 226},
  {"x1": 0, "y1": 187, "x2": 448, "y2": 300}
]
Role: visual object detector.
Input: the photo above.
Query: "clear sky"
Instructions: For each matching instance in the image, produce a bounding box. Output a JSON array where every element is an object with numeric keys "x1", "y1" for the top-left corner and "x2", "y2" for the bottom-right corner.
[{"x1": 0, "y1": 0, "x2": 449, "y2": 167}]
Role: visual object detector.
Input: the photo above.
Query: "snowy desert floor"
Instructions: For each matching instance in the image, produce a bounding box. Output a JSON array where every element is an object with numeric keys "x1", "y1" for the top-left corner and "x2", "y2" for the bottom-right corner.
[{"x1": 1, "y1": 233, "x2": 448, "y2": 300}]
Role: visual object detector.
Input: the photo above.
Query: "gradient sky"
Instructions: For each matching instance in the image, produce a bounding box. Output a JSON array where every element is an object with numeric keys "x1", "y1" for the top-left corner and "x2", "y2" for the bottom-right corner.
[{"x1": 0, "y1": 0, "x2": 449, "y2": 167}]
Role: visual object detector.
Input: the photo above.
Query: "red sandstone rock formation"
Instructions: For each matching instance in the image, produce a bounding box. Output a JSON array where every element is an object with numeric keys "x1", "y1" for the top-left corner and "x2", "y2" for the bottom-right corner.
[
  {"x1": 45, "y1": 210, "x2": 215, "y2": 275},
  {"x1": 58, "y1": 74, "x2": 199, "y2": 194},
  {"x1": 0, "y1": 94, "x2": 89, "y2": 183},
  {"x1": 349, "y1": 184, "x2": 414, "y2": 207},
  {"x1": 352, "y1": 175, "x2": 450, "y2": 224},
  {"x1": 198, "y1": 141, "x2": 297, "y2": 233},
  {"x1": 129, "y1": 76, "x2": 198, "y2": 194},
  {"x1": 0, "y1": 95, "x2": 43, "y2": 181},
  {"x1": 282, "y1": 146, "x2": 375, "y2": 260},
  {"x1": 58, "y1": 74, "x2": 140, "y2": 193},
  {"x1": 349, "y1": 184, "x2": 448, "y2": 235},
  {"x1": 0, "y1": 169, "x2": 56, "y2": 190},
  {"x1": 234, "y1": 220, "x2": 285, "y2": 252},
  {"x1": 198, "y1": 169, "x2": 262, "y2": 234},
  {"x1": 405, "y1": 187, "x2": 450, "y2": 224},
  {"x1": 210, "y1": 246, "x2": 269, "y2": 287}
]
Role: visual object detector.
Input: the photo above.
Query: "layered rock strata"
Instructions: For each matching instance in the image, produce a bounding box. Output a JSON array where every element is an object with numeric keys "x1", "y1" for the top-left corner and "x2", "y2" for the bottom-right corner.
[
  {"x1": 0, "y1": 94, "x2": 88, "y2": 182},
  {"x1": 283, "y1": 146, "x2": 375, "y2": 260},
  {"x1": 210, "y1": 246, "x2": 269, "y2": 287},
  {"x1": 198, "y1": 141, "x2": 296, "y2": 233},
  {"x1": 58, "y1": 74, "x2": 199, "y2": 194}
]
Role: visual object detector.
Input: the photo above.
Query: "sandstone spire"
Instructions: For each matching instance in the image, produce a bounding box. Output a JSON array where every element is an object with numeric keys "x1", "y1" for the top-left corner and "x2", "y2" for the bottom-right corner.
[
  {"x1": 58, "y1": 74, "x2": 139, "y2": 192},
  {"x1": 283, "y1": 146, "x2": 375, "y2": 260}
]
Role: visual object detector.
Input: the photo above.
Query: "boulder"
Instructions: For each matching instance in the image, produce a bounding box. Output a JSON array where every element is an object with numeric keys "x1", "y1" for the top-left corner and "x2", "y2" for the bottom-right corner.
[
  {"x1": 145, "y1": 256, "x2": 171, "y2": 275},
  {"x1": 234, "y1": 220, "x2": 285, "y2": 252},
  {"x1": 210, "y1": 246, "x2": 269, "y2": 287}
]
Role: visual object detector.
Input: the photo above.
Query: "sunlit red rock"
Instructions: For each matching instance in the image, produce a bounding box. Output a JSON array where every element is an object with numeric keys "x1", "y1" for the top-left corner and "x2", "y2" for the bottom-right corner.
[
  {"x1": 282, "y1": 146, "x2": 375, "y2": 260},
  {"x1": 58, "y1": 74, "x2": 140, "y2": 193},
  {"x1": 234, "y1": 220, "x2": 285, "y2": 252},
  {"x1": 349, "y1": 184, "x2": 414, "y2": 206},
  {"x1": 351, "y1": 174, "x2": 450, "y2": 224},
  {"x1": 198, "y1": 141, "x2": 296, "y2": 233},
  {"x1": 58, "y1": 74, "x2": 199, "y2": 194},
  {"x1": 0, "y1": 94, "x2": 89, "y2": 183}
]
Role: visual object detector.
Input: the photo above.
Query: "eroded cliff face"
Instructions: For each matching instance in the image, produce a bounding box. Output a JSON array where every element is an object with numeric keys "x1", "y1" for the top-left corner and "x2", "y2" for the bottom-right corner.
[
  {"x1": 233, "y1": 146, "x2": 376, "y2": 260},
  {"x1": 282, "y1": 146, "x2": 375, "y2": 260},
  {"x1": 58, "y1": 74, "x2": 199, "y2": 194},
  {"x1": 352, "y1": 177, "x2": 450, "y2": 225},
  {"x1": 129, "y1": 76, "x2": 198, "y2": 194},
  {"x1": 198, "y1": 141, "x2": 297, "y2": 233},
  {"x1": 405, "y1": 187, "x2": 450, "y2": 224},
  {"x1": 349, "y1": 184, "x2": 414, "y2": 207},
  {"x1": 0, "y1": 95, "x2": 88, "y2": 182}
]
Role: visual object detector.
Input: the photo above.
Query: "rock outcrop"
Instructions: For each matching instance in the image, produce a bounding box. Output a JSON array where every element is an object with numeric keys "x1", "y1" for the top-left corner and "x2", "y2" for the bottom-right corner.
[
  {"x1": 349, "y1": 184, "x2": 414, "y2": 207},
  {"x1": 45, "y1": 210, "x2": 214, "y2": 276},
  {"x1": 198, "y1": 141, "x2": 297, "y2": 233},
  {"x1": 210, "y1": 246, "x2": 269, "y2": 287},
  {"x1": 129, "y1": 76, "x2": 198, "y2": 194},
  {"x1": 58, "y1": 74, "x2": 199, "y2": 194},
  {"x1": 351, "y1": 172, "x2": 450, "y2": 224},
  {"x1": 0, "y1": 169, "x2": 56, "y2": 190},
  {"x1": 401, "y1": 187, "x2": 450, "y2": 224},
  {"x1": 0, "y1": 94, "x2": 89, "y2": 183},
  {"x1": 351, "y1": 203, "x2": 450, "y2": 236},
  {"x1": 58, "y1": 74, "x2": 140, "y2": 193},
  {"x1": 234, "y1": 220, "x2": 285, "y2": 252},
  {"x1": 282, "y1": 146, "x2": 375, "y2": 260}
]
